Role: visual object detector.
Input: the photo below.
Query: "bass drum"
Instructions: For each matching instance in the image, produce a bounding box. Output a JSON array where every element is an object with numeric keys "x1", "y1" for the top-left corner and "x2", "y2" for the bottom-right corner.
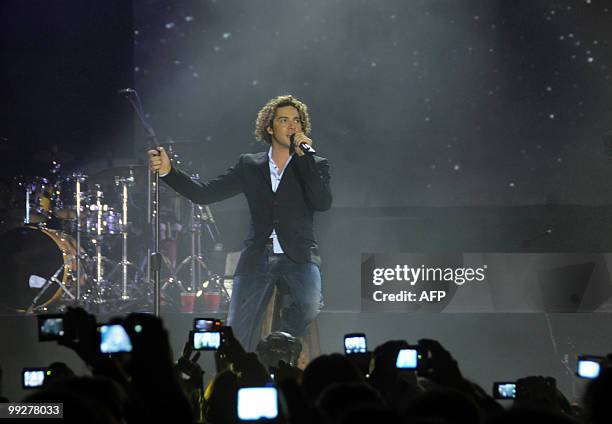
[{"x1": 0, "y1": 226, "x2": 78, "y2": 312}]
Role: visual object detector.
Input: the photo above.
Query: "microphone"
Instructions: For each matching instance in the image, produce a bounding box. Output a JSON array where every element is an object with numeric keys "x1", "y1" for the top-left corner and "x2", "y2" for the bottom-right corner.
[{"x1": 289, "y1": 134, "x2": 316, "y2": 156}]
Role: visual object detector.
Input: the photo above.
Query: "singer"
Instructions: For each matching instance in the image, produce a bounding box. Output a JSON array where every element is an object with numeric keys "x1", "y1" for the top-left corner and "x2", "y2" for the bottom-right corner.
[{"x1": 148, "y1": 95, "x2": 332, "y2": 351}]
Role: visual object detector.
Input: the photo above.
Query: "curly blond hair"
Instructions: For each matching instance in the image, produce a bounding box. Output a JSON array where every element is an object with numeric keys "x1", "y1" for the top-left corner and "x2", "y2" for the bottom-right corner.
[{"x1": 254, "y1": 95, "x2": 311, "y2": 144}]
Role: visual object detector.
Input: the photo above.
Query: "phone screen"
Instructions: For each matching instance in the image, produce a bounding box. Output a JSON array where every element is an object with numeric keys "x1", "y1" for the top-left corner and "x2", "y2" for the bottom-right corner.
[
  {"x1": 493, "y1": 383, "x2": 516, "y2": 399},
  {"x1": 99, "y1": 324, "x2": 132, "y2": 354},
  {"x1": 396, "y1": 348, "x2": 418, "y2": 369},
  {"x1": 192, "y1": 330, "x2": 221, "y2": 350},
  {"x1": 38, "y1": 315, "x2": 64, "y2": 341},
  {"x1": 344, "y1": 335, "x2": 367, "y2": 354},
  {"x1": 194, "y1": 318, "x2": 222, "y2": 331},
  {"x1": 578, "y1": 359, "x2": 601, "y2": 379},
  {"x1": 237, "y1": 387, "x2": 279, "y2": 421},
  {"x1": 23, "y1": 368, "x2": 46, "y2": 389}
]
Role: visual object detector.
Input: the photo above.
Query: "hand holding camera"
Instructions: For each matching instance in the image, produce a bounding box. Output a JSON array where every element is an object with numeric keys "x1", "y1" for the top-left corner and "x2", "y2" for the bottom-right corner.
[
  {"x1": 41, "y1": 308, "x2": 99, "y2": 366},
  {"x1": 417, "y1": 338, "x2": 463, "y2": 386}
]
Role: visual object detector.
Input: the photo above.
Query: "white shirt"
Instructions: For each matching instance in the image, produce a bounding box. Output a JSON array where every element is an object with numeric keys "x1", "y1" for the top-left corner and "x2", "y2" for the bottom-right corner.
[
  {"x1": 268, "y1": 148, "x2": 293, "y2": 253},
  {"x1": 163, "y1": 150, "x2": 292, "y2": 253}
]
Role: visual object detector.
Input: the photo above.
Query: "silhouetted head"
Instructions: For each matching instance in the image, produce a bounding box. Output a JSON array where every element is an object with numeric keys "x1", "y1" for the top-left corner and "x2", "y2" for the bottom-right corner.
[
  {"x1": 302, "y1": 354, "x2": 364, "y2": 404},
  {"x1": 584, "y1": 367, "x2": 612, "y2": 424},
  {"x1": 404, "y1": 388, "x2": 481, "y2": 424},
  {"x1": 316, "y1": 382, "x2": 385, "y2": 422},
  {"x1": 205, "y1": 369, "x2": 240, "y2": 424}
]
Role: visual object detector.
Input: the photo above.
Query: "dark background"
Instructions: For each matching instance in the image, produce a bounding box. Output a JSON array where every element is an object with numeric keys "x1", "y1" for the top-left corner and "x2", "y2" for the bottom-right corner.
[
  {"x1": 1, "y1": 0, "x2": 612, "y2": 309},
  {"x1": 130, "y1": 0, "x2": 612, "y2": 207},
  {"x1": 2, "y1": 1, "x2": 611, "y2": 205},
  {"x1": 1, "y1": 0, "x2": 612, "y2": 402}
]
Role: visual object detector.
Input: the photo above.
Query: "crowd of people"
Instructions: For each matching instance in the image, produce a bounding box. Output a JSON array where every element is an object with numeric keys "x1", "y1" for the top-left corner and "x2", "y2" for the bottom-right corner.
[{"x1": 1, "y1": 307, "x2": 609, "y2": 424}]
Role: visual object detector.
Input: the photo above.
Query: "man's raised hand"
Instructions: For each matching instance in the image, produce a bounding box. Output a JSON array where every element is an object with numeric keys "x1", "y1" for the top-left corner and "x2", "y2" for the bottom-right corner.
[{"x1": 147, "y1": 146, "x2": 171, "y2": 174}]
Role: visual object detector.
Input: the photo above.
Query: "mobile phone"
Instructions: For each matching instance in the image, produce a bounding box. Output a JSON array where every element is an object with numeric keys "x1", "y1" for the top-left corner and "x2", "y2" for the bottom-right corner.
[
  {"x1": 344, "y1": 333, "x2": 367, "y2": 354},
  {"x1": 237, "y1": 386, "x2": 279, "y2": 421},
  {"x1": 492, "y1": 382, "x2": 516, "y2": 399},
  {"x1": 22, "y1": 368, "x2": 47, "y2": 389},
  {"x1": 98, "y1": 324, "x2": 133, "y2": 354},
  {"x1": 193, "y1": 318, "x2": 222, "y2": 331},
  {"x1": 37, "y1": 314, "x2": 65, "y2": 342},
  {"x1": 396, "y1": 347, "x2": 420, "y2": 369},
  {"x1": 191, "y1": 330, "x2": 222, "y2": 351},
  {"x1": 577, "y1": 355, "x2": 605, "y2": 379}
]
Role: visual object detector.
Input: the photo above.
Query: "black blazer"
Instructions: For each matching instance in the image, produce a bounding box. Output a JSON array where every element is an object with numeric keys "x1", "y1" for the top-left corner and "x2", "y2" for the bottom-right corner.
[{"x1": 161, "y1": 151, "x2": 332, "y2": 274}]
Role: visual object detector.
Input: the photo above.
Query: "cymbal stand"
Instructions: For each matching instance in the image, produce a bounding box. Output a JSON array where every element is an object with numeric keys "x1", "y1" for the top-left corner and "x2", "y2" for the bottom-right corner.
[
  {"x1": 117, "y1": 171, "x2": 134, "y2": 300},
  {"x1": 75, "y1": 175, "x2": 83, "y2": 300},
  {"x1": 174, "y1": 180, "x2": 229, "y2": 299},
  {"x1": 199, "y1": 205, "x2": 230, "y2": 300},
  {"x1": 92, "y1": 185, "x2": 105, "y2": 290},
  {"x1": 175, "y1": 197, "x2": 209, "y2": 292}
]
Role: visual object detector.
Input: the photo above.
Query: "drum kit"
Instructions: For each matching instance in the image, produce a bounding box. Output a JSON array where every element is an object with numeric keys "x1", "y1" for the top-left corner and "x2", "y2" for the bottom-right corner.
[{"x1": 0, "y1": 142, "x2": 230, "y2": 314}]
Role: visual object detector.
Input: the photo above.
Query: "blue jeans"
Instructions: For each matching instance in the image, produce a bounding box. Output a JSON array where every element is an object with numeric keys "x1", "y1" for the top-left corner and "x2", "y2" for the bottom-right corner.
[{"x1": 227, "y1": 249, "x2": 323, "y2": 352}]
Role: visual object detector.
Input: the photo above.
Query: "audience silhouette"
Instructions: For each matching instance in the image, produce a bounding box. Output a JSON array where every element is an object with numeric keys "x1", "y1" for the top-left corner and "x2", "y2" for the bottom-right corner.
[{"x1": 3, "y1": 307, "x2": 605, "y2": 424}]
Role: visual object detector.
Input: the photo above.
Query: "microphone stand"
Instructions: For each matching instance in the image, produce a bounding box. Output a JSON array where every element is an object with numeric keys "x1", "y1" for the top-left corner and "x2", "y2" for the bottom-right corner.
[
  {"x1": 119, "y1": 88, "x2": 162, "y2": 316},
  {"x1": 152, "y1": 170, "x2": 161, "y2": 315}
]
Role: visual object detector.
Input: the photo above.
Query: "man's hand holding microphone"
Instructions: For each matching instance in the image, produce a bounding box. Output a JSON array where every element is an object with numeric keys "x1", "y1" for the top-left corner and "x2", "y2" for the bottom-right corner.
[
  {"x1": 290, "y1": 132, "x2": 316, "y2": 157},
  {"x1": 148, "y1": 147, "x2": 172, "y2": 175}
]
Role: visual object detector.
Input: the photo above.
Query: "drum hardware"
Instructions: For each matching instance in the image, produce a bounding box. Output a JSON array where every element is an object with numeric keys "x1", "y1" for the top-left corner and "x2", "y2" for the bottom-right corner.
[
  {"x1": 74, "y1": 174, "x2": 84, "y2": 301},
  {"x1": 115, "y1": 172, "x2": 134, "y2": 300},
  {"x1": 174, "y1": 196, "x2": 210, "y2": 292},
  {"x1": 172, "y1": 173, "x2": 229, "y2": 305},
  {"x1": 53, "y1": 173, "x2": 89, "y2": 221},
  {"x1": 1, "y1": 157, "x2": 151, "y2": 312},
  {"x1": 26, "y1": 254, "x2": 76, "y2": 313},
  {"x1": 2, "y1": 131, "x2": 231, "y2": 314},
  {"x1": 22, "y1": 176, "x2": 53, "y2": 225},
  {"x1": 89, "y1": 185, "x2": 105, "y2": 292},
  {"x1": 0, "y1": 226, "x2": 85, "y2": 312}
]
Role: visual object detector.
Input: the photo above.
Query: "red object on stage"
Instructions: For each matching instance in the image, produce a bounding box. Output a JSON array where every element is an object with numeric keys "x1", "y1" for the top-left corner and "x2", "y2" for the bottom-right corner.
[
  {"x1": 180, "y1": 293, "x2": 197, "y2": 313},
  {"x1": 202, "y1": 292, "x2": 221, "y2": 312}
]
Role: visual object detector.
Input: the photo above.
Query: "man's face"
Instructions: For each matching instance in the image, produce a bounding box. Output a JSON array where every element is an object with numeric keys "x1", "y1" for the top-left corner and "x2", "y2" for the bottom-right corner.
[{"x1": 267, "y1": 105, "x2": 303, "y2": 149}]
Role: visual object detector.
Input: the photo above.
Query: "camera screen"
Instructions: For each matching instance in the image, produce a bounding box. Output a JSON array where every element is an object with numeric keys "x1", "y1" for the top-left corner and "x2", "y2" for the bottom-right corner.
[
  {"x1": 99, "y1": 324, "x2": 132, "y2": 354},
  {"x1": 497, "y1": 383, "x2": 516, "y2": 399},
  {"x1": 578, "y1": 360, "x2": 601, "y2": 379},
  {"x1": 38, "y1": 316, "x2": 64, "y2": 341},
  {"x1": 194, "y1": 318, "x2": 221, "y2": 331},
  {"x1": 193, "y1": 331, "x2": 221, "y2": 350},
  {"x1": 237, "y1": 387, "x2": 279, "y2": 421},
  {"x1": 396, "y1": 348, "x2": 418, "y2": 369},
  {"x1": 23, "y1": 369, "x2": 45, "y2": 388},
  {"x1": 344, "y1": 336, "x2": 366, "y2": 354}
]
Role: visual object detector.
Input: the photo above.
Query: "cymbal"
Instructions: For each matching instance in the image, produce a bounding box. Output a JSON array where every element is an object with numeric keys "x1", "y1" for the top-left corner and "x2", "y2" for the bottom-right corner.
[{"x1": 91, "y1": 164, "x2": 148, "y2": 184}]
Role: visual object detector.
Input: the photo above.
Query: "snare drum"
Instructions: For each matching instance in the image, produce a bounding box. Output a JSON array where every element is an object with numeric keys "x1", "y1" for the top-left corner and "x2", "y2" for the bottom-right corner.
[{"x1": 0, "y1": 226, "x2": 79, "y2": 311}]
